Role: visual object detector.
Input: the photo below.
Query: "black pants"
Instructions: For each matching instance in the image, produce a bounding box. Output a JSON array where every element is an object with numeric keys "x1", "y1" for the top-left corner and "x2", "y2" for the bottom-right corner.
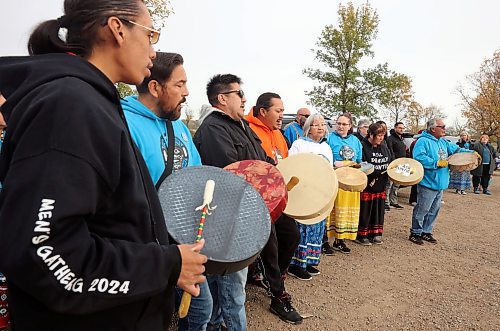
[
  {"x1": 259, "y1": 214, "x2": 300, "y2": 296},
  {"x1": 472, "y1": 166, "x2": 491, "y2": 191},
  {"x1": 409, "y1": 184, "x2": 418, "y2": 203}
]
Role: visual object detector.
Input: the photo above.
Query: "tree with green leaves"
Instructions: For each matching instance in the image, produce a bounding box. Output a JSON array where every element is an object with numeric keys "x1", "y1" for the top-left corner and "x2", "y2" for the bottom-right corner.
[
  {"x1": 304, "y1": 2, "x2": 395, "y2": 118},
  {"x1": 378, "y1": 73, "x2": 414, "y2": 124}
]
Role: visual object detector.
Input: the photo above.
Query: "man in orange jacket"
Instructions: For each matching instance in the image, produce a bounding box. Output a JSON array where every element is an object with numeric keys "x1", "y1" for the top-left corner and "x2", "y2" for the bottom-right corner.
[
  {"x1": 246, "y1": 92, "x2": 288, "y2": 163},
  {"x1": 245, "y1": 92, "x2": 302, "y2": 324}
]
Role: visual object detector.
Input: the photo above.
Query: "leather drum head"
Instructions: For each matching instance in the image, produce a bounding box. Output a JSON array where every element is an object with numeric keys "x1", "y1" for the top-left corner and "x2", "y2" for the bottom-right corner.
[
  {"x1": 158, "y1": 166, "x2": 271, "y2": 275},
  {"x1": 335, "y1": 167, "x2": 368, "y2": 192},
  {"x1": 448, "y1": 153, "x2": 479, "y2": 172},
  {"x1": 276, "y1": 153, "x2": 338, "y2": 222},
  {"x1": 360, "y1": 161, "x2": 374, "y2": 175},
  {"x1": 224, "y1": 160, "x2": 287, "y2": 223},
  {"x1": 297, "y1": 194, "x2": 335, "y2": 225},
  {"x1": 387, "y1": 158, "x2": 424, "y2": 186}
]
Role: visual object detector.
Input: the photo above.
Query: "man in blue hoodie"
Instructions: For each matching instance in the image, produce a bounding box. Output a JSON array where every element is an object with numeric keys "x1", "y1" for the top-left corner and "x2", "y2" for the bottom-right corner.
[
  {"x1": 410, "y1": 118, "x2": 473, "y2": 245},
  {"x1": 120, "y1": 53, "x2": 208, "y2": 331}
]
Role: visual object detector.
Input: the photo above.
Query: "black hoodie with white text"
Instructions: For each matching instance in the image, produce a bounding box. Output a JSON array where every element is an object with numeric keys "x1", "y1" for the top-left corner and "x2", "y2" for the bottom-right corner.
[{"x1": 0, "y1": 54, "x2": 181, "y2": 331}]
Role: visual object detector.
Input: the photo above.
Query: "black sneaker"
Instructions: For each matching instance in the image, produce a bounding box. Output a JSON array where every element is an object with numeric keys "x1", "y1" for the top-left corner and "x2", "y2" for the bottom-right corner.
[
  {"x1": 306, "y1": 265, "x2": 320, "y2": 276},
  {"x1": 355, "y1": 238, "x2": 372, "y2": 246},
  {"x1": 409, "y1": 234, "x2": 424, "y2": 245},
  {"x1": 247, "y1": 266, "x2": 270, "y2": 292},
  {"x1": 287, "y1": 265, "x2": 312, "y2": 281},
  {"x1": 332, "y1": 240, "x2": 351, "y2": 254},
  {"x1": 384, "y1": 203, "x2": 391, "y2": 211},
  {"x1": 270, "y1": 292, "x2": 303, "y2": 324},
  {"x1": 321, "y1": 242, "x2": 334, "y2": 256},
  {"x1": 421, "y1": 233, "x2": 437, "y2": 244},
  {"x1": 371, "y1": 236, "x2": 383, "y2": 245},
  {"x1": 390, "y1": 203, "x2": 404, "y2": 209}
]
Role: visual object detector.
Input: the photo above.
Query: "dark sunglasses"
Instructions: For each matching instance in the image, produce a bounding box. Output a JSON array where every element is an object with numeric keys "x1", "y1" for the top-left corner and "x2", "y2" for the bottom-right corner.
[
  {"x1": 298, "y1": 114, "x2": 310, "y2": 118},
  {"x1": 220, "y1": 90, "x2": 245, "y2": 99}
]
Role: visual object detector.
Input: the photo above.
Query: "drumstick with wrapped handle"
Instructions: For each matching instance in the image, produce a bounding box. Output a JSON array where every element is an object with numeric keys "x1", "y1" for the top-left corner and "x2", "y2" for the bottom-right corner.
[{"x1": 178, "y1": 180, "x2": 216, "y2": 319}]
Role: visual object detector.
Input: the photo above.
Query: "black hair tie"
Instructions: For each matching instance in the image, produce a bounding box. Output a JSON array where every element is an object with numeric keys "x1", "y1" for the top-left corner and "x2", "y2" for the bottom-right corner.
[{"x1": 57, "y1": 15, "x2": 70, "y2": 28}]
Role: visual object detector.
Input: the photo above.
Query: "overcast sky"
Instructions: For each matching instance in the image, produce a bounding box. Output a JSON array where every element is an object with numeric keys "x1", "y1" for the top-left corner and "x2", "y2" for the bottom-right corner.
[{"x1": 1, "y1": 0, "x2": 499, "y2": 123}]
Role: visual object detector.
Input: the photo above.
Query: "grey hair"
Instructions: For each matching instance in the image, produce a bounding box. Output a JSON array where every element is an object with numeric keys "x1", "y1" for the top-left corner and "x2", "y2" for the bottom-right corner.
[
  {"x1": 302, "y1": 113, "x2": 326, "y2": 138},
  {"x1": 426, "y1": 118, "x2": 442, "y2": 130},
  {"x1": 357, "y1": 118, "x2": 370, "y2": 128}
]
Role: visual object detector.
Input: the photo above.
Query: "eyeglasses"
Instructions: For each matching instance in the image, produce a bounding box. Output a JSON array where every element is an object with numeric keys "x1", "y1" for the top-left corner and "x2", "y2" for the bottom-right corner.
[
  {"x1": 298, "y1": 114, "x2": 310, "y2": 118},
  {"x1": 336, "y1": 122, "x2": 350, "y2": 126},
  {"x1": 310, "y1": 123, "x2": 327, "y2": 128},
  {"x1": 120, "y1": 18, "x2": 161, "y2": 45},
  {"x1": 435, "y1": 125, "x2": 446, "y2": 129},
  {"x1": 220, "y1": 90, "x2": 245, "y2": 99}
]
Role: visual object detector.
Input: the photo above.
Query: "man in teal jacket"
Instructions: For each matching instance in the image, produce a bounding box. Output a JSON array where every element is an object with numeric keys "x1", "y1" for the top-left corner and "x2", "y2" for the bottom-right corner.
[
  {"x1": 121, "y1": 53, "x2": 209, "y2": 331},
  {"x1": 410, "y1": 118, "x2": 472, "y2": 245}
]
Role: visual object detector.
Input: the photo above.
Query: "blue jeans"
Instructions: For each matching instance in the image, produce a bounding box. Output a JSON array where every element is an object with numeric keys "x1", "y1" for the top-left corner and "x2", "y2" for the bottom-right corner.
[
  {"x1": 411, "y1": 184, "x2": 443, "y2": 235},
  {"x1": 175, "y1": 280, "x2": 213, "y2": 331},
  {"x1": 206, "y1": 267, "x2": 247, "y2": 331}
]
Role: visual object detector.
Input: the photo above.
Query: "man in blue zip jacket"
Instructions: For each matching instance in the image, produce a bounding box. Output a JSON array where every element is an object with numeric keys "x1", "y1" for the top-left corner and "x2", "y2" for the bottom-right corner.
[
  {"x1": 121, "y1": 52, "x2": 210, "y2": 331},
  {"x1": 410, "y1": 118, "x2": 473, "y2": 245}
]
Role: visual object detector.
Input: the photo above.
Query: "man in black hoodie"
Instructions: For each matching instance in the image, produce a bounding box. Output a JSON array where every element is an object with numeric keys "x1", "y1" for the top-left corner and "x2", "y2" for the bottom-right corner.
[
  {"x1": 0, "y1": 1, "x2": 206, "y2": 330},
  {"x1": 386, "y1": 122, "x2": 407, "y2": 209}
]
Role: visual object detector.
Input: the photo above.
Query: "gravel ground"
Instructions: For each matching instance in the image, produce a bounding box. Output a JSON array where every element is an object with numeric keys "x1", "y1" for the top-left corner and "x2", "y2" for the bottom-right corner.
[{"x1": 246, "y1": 171, "x2": 500, "y2": 331}]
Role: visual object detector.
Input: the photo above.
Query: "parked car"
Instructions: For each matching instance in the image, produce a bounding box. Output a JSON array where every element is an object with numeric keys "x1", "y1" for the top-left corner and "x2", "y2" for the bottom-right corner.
[{"x1": 444, "y1": 136, "x2": 460, "y2": 145}]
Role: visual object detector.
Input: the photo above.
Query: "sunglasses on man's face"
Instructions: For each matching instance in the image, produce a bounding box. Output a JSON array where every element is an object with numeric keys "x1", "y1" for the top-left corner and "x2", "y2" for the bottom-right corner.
[{"x1": 220, "y1": 90, "x2": 245, "y2": 99}]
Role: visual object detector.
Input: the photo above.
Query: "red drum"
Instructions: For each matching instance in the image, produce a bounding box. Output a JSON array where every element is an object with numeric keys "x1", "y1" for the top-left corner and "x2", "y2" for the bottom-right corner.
[{"x1": 224, "y1": 160, "x2": 287, "y2": 223}]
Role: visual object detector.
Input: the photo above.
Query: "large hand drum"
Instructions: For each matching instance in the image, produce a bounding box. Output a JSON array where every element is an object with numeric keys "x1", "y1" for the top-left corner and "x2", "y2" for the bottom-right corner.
[
  {"x1": 158, "y1": 166, "x2": 271, "y2": 275},
  {"x1": 387, "y1": 158, "x2": 424, "y2": 186},
  {"x1": 224, "y1": 160, "x2": 287, "y2": 223},
  {"x1": 276, "y1": 153, "x2": 338, "y2": 225},
  {"x1": 335, "y1": 167, "x2": 368, "y2": 192},
  {"x1": 448, "y1": 152, "x2": 479, "y2": 172}
]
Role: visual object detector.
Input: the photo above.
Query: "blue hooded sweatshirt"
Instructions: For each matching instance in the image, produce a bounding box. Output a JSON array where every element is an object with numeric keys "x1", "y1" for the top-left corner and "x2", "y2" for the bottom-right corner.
[
  {"x1": 413, "y1": 131, "x2": 472, "y2": 190},
  {"x1": 326, "y1": 131, "x2": 362, "y2": 163},
  {"x1": 121, "y1": 96, "x2": 201, "y2": 185}
]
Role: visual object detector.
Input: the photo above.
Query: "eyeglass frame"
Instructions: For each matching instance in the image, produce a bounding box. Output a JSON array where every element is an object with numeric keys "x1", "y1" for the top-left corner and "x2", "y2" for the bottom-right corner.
[
  {"x1": 435, "y1": 125, "x2": 446, "y2": 129},
  {"x1": 310, "y1": 123, "x2": 327, "y2": 128},
  {"x1": 119, "y1": 18, "x2": 161, "y2": 45},
  {"x1": 219, "y1": 90, "x2": 245, "y2": 99},
  {"x1": 336, "y1": 122, "x2": 351, "y2": 127},
  {"x1": 298, "y1": 113, "x2": 310, "y2": 118}
]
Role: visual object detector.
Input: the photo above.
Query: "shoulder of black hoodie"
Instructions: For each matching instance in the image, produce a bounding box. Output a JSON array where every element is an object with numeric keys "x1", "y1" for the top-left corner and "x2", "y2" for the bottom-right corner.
[
  {"x1": 0, "y1": 72, "x2": 181, "y2": 322},
  {"x1": 194, "y1": 111, "x2": 266, "y2": 167}
]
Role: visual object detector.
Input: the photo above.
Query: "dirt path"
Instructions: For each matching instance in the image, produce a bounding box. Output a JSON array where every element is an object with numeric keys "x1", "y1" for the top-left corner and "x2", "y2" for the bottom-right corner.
[{"x1": 246, "y1": 172, "x2": 500, "y2": 330}]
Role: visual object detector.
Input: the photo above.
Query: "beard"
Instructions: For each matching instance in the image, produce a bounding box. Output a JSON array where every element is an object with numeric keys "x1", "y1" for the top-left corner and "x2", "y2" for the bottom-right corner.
[{"x1": 158, "y1": 97, "x2": 186, "y2": 121}]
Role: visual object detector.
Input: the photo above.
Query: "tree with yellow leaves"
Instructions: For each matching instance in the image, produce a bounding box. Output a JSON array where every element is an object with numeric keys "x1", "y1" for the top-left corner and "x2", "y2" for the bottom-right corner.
[{"x1": 457, "y1": 50, "x2": 499, "y2": 142}]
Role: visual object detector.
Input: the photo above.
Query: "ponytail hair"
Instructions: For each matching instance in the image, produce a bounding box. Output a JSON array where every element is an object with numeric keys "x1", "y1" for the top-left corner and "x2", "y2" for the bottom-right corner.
[
  {"x1": 28, "y1": 19, "x2": 78, "y2": 55},
  {"x1": 28, "y1": 0, "x2": 143, "y2": 57}
]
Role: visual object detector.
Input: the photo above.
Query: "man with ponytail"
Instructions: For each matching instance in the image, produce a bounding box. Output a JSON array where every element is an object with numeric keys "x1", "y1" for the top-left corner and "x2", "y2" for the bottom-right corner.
[{"x1": 0, "y1": 1, "x2": 206, "y2": 330}]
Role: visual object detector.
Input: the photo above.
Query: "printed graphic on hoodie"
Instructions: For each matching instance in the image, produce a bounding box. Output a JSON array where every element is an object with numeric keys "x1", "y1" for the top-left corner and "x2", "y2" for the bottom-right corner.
[
  {"x1": 160, "y1": 136, "x2": 189, "y2": 171},
  {"x1": 340, "y1": 145, "x2": 355, "y2": 160}
]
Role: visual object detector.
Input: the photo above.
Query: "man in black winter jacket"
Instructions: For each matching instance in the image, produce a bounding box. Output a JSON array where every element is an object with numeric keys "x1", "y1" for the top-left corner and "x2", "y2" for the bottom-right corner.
[
  {"x1": 194, "y1": 74, "x2": 303, "y2": 327},
  {"x1": 386, "y1": 122, "x2": 407, "y2": 209}
]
